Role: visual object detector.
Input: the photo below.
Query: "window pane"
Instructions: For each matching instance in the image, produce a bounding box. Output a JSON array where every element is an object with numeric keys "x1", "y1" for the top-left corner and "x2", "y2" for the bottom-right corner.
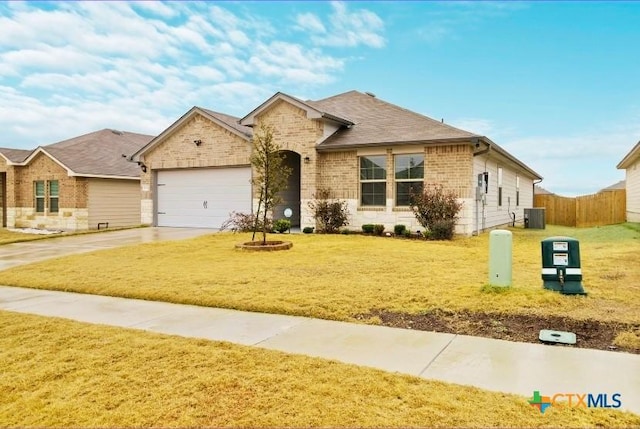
[
  {"x1": 396, "y1": 181, "x2": 423, "y2": 206},
  {"x1": 35, "y1": 181, "x2": 44, "y2": 197},
  {"x1": 50, "y1": 197, "x2": 59, "y2": 213},
  {"x1": 36, "y1": 198, "x2": 44, "y2": 213},
  {"x1": 361, "y1": 182, "x2": 386, "y2": 206},
  {"x1": 395, "y1": 154, "x2": 424, "y2": 180},
  {"x1": 49, "y1": 180, "x2": 59, "y2": 196},
  {"x1": 360, "y1": 156, "x2": 386, "y2": 180}
]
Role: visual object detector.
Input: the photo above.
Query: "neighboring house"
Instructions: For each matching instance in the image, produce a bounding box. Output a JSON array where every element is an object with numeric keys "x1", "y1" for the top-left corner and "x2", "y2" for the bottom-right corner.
[
  {"x1": 534, "y1": 185, "x2": 555, "y2": 195},
  {"x1": 132, "y1": 91, "x2": 542, "y2": 235},
  {"x1": 598, "y1": 180, "x2": 626, "y2": 192},
  {"x1": 0, "y1": 129, "x2": 153, "y2": 230},
  {"x1": 617, "y1": 140, "x2": 640, "y2": 222}
]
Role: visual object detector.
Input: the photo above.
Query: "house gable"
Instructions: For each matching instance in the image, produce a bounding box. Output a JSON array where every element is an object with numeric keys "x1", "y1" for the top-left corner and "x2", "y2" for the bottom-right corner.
[
  {"x1": 13, "y1": 151, "x2": 84, "y2": 209},
  {"x1": 134, "y1": 107, "x2": 251, "y2": 163},
  {"x1": 141, "y1": 111, "x2": 252, "y2": 170},
  {"x1": 240, "y1": 92, "x2": 353, "y2": 129}
]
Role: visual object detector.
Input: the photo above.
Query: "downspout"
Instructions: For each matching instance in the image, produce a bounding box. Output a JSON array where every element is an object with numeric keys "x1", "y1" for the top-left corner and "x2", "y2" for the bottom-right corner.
[{"x1": 533, "y1": 178, "x2": 543, "y2": 208}]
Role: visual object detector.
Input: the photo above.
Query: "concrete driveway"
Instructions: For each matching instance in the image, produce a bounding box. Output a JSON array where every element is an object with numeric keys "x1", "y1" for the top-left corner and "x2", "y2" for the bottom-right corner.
[{"x1": 0, "y1": 227, "x2": 214, "y2": 270}]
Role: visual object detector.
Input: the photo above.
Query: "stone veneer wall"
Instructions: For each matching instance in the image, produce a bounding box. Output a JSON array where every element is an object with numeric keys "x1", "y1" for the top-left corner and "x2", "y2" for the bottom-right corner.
[{"x1": 139, "y1": 113, "x2": 252, "y2": 225}]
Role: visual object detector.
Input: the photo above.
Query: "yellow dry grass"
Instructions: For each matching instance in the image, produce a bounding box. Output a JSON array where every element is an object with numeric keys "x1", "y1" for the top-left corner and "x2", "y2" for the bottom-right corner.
[
  {"x1": 0, "y1": 224, "x2": 638, "y2": 327},
  {"x1": 0, "y1": 228, "x2": 57, "y2": 245},
  {"x1": 1, "y1": 310, "x2": 638, "y2": 427},
  {"x1": 0, "y1": 225, "x2": 144, "y2": 245}
]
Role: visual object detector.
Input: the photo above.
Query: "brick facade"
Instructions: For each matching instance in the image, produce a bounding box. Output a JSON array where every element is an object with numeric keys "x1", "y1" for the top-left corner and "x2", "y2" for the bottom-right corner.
[
  {"x1": 136, "y1": 96, "x2": 535, "y2": 236},
  {"x1": 8, "y1": 153, "x2": 90, "y2": 230},
  {"x1": 139, "y1": 112, "x2": 252, "y2": 225},
  {"x1": 254, "y1": 100, "x2": 324, "y2": 227},
  {"x1": 314, "y1": 144, "x2": 475, "y2": 234}
]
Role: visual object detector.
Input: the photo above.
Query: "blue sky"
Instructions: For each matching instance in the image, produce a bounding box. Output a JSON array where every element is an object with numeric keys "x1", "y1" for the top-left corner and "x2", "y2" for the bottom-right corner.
[{"x1": 1, "y1": 1, "x2": 638, "y2": 196}]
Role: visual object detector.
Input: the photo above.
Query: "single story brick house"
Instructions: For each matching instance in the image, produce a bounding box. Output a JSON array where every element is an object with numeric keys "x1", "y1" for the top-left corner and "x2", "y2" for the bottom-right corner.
[
  {"x1": 0, "y1": 129, "x2": 153, "y2": 230},
  {"x1": 132, "y1": 90, "x2": 542, "y2": 235},
  {"x1": 617, "y1": 140, "x2": 640, "y2": 222}
]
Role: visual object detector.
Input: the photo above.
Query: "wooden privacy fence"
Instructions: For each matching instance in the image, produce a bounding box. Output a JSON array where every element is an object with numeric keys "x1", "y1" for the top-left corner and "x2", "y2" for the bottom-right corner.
[{"x1": 534, "y1": 189, "x2": 626, "y2": 227}]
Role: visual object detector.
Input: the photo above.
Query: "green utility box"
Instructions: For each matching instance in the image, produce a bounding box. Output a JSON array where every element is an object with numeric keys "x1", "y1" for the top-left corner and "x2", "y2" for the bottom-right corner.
[
  {"x1": 541, "y1": 236, "x2": 586, "y2": 295},
  {"x1": 489, "y1": 229, "x2": 512, "y2": 287}
]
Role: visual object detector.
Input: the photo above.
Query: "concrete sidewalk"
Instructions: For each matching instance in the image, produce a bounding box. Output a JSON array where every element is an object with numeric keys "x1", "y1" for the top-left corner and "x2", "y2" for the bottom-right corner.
[{"x1": 1, "y1": 285, "x2": 638, "y2": 415}]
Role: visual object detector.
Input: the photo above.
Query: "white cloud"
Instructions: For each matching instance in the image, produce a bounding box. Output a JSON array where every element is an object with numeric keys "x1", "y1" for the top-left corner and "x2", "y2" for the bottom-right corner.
[
  {"x1": 448, "y1": 117, "x2": 496, "y2": 136},
  {"x1": 415, "y1": 2, "x2": 528, "y2": 44},
  {"x1": 296, "y1": 2, "x2": 386, "y2": 48},
  {"x1": 296, "y1": 12, "x2": 326, "y2": 34},
  {"x1": 500, "y1": 119, "x2": 640, "y2": 196},
  {"x1": 0, "y1": 2, "x2": 374, "y2": 149},
  {"x1": 132, "y1": 1, "x2": 178, "y2": 19}
]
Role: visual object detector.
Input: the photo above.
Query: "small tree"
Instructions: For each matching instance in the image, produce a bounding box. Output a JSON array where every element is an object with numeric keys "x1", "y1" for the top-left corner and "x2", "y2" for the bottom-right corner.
[
  {"x1": 410, "y1": 184, "x2": 463, "y2": 240},
  {"x1": 308, "y1": 188, "x2": 350, "y2": 233},
  {"x1": 250, "y1": 124, "x2": 291, "y2": 244}
]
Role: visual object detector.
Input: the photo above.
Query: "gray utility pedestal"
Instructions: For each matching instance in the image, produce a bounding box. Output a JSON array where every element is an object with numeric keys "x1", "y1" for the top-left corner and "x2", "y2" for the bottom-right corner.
[
  {"x1": 541, "y1": 236, "x2": 586, "y2": 295},
  {"x1": 489, "y1": 229, "x2": 512, "y2": 287}
]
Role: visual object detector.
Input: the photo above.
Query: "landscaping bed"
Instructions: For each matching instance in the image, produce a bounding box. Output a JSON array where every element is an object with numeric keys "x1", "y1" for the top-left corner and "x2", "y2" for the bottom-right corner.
[{"x1": 359, "y1": 309, "x2": 640, "y2": 353}]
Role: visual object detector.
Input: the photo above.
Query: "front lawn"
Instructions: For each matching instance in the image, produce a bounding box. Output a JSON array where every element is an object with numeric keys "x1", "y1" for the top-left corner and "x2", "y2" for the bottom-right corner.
[
  {"x1": 1, "y1": 310, "x2": 637, "y2": 427},
  {"x1": 0, "y1": 228, "x2": 62, "y2": 245},
  {"x1": 0, "y1": 224, "x2": 638, "y2": 349}
]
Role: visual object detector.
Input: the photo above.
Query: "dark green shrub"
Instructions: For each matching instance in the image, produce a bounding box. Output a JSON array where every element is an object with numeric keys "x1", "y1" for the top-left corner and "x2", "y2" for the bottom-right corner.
[
  {"x1": 410, "y1": 184, "x2": 462, "y2": 241},
  {"x1": 362, "y1": 224, "x2": 375, "y2": 234},
  {"x1": 303, "y1": 226, "x2": 314, "y2": 234},
  {"x1": 308, "y1": 188, "x2": 350, "y2": 233},
  {"x1": 429, "y1": 219, "x2": 456, "y2": 240},
  {"x1": 403, "y1": 230, "x2": 412, "y2": 238},
  {"x1": 273, "y1": 219, "x2": 291, "y2": 233},
  {"x1": 373, "y1": 224, "x2": 385, "y2": 236},
  {"x1": 340, "y1": 228, "x2": 350, "y2": 235},
  {"x1": 394, "y1": 224, "x2": 407, "y2": 236}
]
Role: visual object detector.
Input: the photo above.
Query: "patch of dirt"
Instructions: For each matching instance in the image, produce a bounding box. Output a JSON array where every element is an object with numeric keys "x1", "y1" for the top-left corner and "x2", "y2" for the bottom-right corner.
[{"x1": 355, "y1": 309, "x2": 639, "y2": 354}]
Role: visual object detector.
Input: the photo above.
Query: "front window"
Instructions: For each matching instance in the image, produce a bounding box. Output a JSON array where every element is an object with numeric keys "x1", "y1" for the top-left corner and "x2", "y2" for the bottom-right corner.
[
  {"x1": 360, "y1": 155, "x2": 386, "y2": 206},
  {"x1": 48, "y1": 180, "x2": 59, "y2": 213},
  {"x1": 395, "y1": 154, "x2": 424, "y2": 206},
  {"x1": 35, "y1": 181, "x2": 45, "y2": 213}
]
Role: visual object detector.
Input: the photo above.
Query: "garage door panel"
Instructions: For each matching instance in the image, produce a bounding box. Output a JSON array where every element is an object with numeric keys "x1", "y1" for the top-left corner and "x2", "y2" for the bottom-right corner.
[{"x1": 157, "y1": 168, "x2": 251, "y2": 228}]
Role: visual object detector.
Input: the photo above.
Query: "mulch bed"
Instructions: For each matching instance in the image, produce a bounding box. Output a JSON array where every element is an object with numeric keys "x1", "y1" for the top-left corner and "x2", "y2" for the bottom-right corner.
[{"x1": 354, "y1": 309, "x2": 639, "y2": 354}]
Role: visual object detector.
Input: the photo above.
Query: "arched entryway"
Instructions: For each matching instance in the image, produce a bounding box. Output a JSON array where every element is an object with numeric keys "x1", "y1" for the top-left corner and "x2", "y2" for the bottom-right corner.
[{"x1": 273, "y1": 151, "x2": 301, "y2": 227}]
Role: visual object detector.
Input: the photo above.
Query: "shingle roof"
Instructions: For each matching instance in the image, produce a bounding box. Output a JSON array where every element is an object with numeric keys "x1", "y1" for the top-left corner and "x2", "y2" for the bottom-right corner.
[
  {"x1": 0, "y1": 148, "x2": 32, "y2": 163},
  {"x1": 309, "y1": 91, "x2": 479, "y2": 149},
  {"x1": 599, "y1": 180, "x2": 625, "y2": 192},
  {"x1": 534, "y1": 185, "x2": 555, "y2": 195},
  {"x1": 200, "y1": 108, "x2": 252, "y2": 137},
  {"x1": 43, "y1": 129, "x2": 154, "y2": 178},
  {"x1": 239, "y1": 92, "x2": 354, "y2": 127}
]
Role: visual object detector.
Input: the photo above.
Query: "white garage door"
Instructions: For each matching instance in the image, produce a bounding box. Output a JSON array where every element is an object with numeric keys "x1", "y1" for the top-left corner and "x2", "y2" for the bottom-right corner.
[{"x1": 157, "y1": 167, "x2": 251, "y2": 228}]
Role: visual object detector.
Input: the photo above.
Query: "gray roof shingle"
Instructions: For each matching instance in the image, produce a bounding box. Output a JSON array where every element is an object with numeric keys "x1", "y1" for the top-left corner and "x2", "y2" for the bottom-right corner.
[
  {"x1": 43, "y1": 129, "x2": 154, "y2": 178},
  {"x1": 309, "y1": 90, "x2": 479, "y2": 149},
  {"x1": 0, "y1": 148, "x2": 32, "y2": 163},
  {"x1": 200, "y1": 108, "x2": 253, "y2": 137}
]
